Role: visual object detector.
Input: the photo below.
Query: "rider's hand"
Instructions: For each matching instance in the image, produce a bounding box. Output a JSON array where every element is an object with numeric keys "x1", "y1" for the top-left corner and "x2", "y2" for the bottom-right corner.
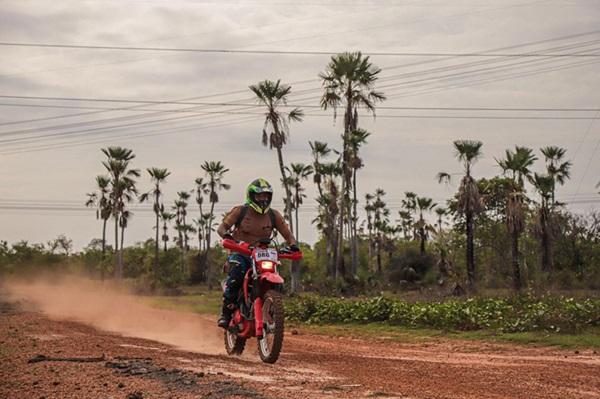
[{"x1": 223, "y1": 233, "x2": 235, "y2": 241}]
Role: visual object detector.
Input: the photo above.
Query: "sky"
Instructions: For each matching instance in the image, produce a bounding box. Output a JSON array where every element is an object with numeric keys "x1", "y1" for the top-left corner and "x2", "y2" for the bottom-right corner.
[{"x1": 1, "y1": 0, "x2": 599, "y2": 250}]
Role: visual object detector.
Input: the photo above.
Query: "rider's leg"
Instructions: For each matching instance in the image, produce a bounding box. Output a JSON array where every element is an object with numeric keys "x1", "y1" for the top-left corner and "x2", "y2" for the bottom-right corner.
[{"x1": 218, "y1": 254, "x2": 250, "y2": 328}]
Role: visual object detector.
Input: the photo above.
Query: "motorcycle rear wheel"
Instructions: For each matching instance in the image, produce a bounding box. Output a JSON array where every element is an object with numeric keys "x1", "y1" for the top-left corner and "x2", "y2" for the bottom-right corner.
[
  {"x1": 224, "y1": 328, "x2": 246, "y2": 355},
  {"x1": 257, "y1": 289, "x2": 284, "y2": 364}
]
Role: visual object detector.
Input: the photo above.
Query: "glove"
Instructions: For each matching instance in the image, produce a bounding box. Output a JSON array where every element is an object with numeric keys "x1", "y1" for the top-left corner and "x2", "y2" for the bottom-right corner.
[
  {"x1": 289, "y1": 244, "x2": 300, "y2": 253},
  {"x1": 223, "y1": 233, "x2": 235, "y2": 241}
]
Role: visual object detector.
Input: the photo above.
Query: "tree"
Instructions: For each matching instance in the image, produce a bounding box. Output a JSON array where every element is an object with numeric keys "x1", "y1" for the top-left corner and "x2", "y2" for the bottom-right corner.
[
  {"x1": 401, "y1": 191, "x2": 418, "y2": 240},
  {"x1": 286, "y1": 163, "x2": 314, "y2": 241},
  {"x1": 119, "y1": 209, "x2": 132, "y2": 263},
  {"x1": 101, "y1": 146, "x2": 140, "y2": 279},
  {"x1": 140, "y1": 167, "x2": 171, "y2": 281},
  {"x1": 85, "y1": 175, "x2": 112, "y2": 280},
  {"x1": 370, "y1": 189, "x2": 389, "y2": 273},
  {"x1": 160, "y1": 211, "x2": 175, "y2": 251},
  {"x1": 415, "y1": 196, "x2": 436, "y2": 255},
  {"x1": 173, "y1": 191, "x2": 194, "y2": 276},
  {"x1": 47, "y1": 234, "x2": 73, "y2": 255},
  {"x1": 201, "y1": 161, "x2": 230, "y2": 289},
  {"x1": 318, "y1": 161, "x2": 342, "y2": 277},
  {"x1": 194, "y1": 177, "x2": 209, "y2": 250},
  {"x1": 531, "y1": 173, "x2": 555, "y2": 272},
  {"x1": 320, "y1": 51, "x2": 385, "y2": 278},
  {"x1": 439, "y1": 140, "x2": 483, "y2": 291},
  {"x1": 365, "y1": 193, "x2": 375, "y2": 267},
  {"x1": 250, "y1": 79, "x2": 303, "y2": 233},
  {"x1": 309, "y1": 141, "x2": 331, "y2": 198},
  {"x1": 348, "y1": 128, "x2": 371, "y2": 276},
  {"x1": 497, "y1": 146, "x2": 537, "y2": 290},
  {"x1": 540, "y1": 146, "x2": 571, "y2": 206},
  {"x1": 435, "y1": 207, "x2": 447, "y2": 233}
]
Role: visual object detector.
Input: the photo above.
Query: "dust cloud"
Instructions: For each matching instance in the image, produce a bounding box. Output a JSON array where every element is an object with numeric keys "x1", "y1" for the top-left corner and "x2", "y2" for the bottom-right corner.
[{"x1": 2, "y1": 276, "x2": 224, "y2": 355}]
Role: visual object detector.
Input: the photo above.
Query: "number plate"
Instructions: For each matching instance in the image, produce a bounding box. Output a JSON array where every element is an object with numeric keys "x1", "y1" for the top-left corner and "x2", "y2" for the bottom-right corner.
[{"x1": 254, "y1": 248, "x2": 278, "y2": 262}]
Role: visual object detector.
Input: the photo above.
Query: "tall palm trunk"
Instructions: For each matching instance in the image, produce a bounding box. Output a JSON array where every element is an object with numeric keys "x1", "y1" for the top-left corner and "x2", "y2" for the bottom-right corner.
[
  {"x1": 376, "y1": 233, "x2": 382, "y2": 273},
  {"x1": 540, "y1": 208, "x2": 552, "y2": 272},
  {"x1": 274, "y1": 144, "x2": 299, "y2": 293},
  {"x1": 101, "y1": 217, "x2": 107, "y2": 281},
  {"x1": 120, "y1": 223, "x2": 125, "y2": 266},
  {"x1": 294, "y1": 186, "x2": 300, "y2": 240},
  {"x1": 466, "y1": 208, "x2": 475, "y2": 291},
  {"x1": 419, "y1": 227, "x2": 426, "y2": 255},
  {"x1": 114, "y1": 214, "x2": 120, "y2": 279},
  {"x1": 275, "y1": 146, "x2": 294, "y2": 233},
  {"x1": 511, "y1": 231, "x2": 521, "y2": 290},
  {"x1": 153, "y1": 191, "x2": 160, "y2": 279},
  {"x1": 205, "y1": 200, "x2": 216, "y2": 290},
  {"x1": 163, "y1": 222, "x2": 168, "y2": 251},
  {"x1": 351, "y1": 168, "x2": 359, "y2": 277}
]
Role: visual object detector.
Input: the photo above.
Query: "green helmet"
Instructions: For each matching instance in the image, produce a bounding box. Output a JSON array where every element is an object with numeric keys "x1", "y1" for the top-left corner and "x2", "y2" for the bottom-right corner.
[{"x1": 246, "y1": 178, "x2": 273, "y2": 214}]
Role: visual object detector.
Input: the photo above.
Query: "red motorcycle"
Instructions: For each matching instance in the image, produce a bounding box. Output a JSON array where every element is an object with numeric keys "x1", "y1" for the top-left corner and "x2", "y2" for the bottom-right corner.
[{"x1": 221, "y1": 238, "x2": 302, "y2": 364}]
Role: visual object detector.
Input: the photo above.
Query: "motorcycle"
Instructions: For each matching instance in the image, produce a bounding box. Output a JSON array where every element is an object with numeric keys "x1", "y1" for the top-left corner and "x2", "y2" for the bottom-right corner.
[{"x1": 221, "y1": 237, "x2": 302, "y2": 364}]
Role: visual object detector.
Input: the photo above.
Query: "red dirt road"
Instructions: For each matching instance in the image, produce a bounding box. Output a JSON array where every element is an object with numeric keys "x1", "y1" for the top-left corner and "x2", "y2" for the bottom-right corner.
[{"x1": 2, "y1": 300, "x2": 600, "y2": 399}]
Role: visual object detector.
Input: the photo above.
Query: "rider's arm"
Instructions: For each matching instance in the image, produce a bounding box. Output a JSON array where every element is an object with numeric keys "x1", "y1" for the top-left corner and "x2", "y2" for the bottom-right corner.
[
  {"x1": 273, "y1": 210, "x2": 297, "y2": 246},
  {"x1": 217, "y1": 206, "x2": 242, "y2": 238}
]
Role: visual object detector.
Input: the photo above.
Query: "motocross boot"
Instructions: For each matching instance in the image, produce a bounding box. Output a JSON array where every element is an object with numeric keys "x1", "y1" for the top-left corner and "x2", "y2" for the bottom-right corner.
[{"x1": 217, "y1": 303, "x2": 234, "y2": 329}]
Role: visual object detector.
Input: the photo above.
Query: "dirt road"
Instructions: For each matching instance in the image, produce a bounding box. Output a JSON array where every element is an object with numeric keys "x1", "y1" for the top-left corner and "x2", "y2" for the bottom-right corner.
[{"x1": 2, "y1": 299, "x2": 600, "y2": 399}]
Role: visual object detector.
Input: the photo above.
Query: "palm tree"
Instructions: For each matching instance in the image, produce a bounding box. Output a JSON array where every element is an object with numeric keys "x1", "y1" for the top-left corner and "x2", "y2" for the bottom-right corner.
[
  {"x1": 320, "y1": 51, "x2": 385, "y2": 278},
  {"x1": 540, "y1": 146, "x2": 571, "y2": 206},
  {"x1": 401, "y1": 191, "x2": 418, "y2": 240},
  {"x1": 201, "y1": 161, "x2": 230, "y2": 288},
  {"x1": 497, "y1": 146, "x2": 537, "y2": 290},
  {"x1": 173, "y1": 191, "x2": 195, "y2": 276},
  {"x1": 371, "y1": 188, "x2": 388, "y2": 273},
  {"x1": 440, "y1": 140, "x2": 483, "y2": 291},
  {"x1": 160, "y1": 211, "x2": 174, "y2": 251},
  {"x1": 530, "y1": 173, "x2": 555, "y2": 272},
  {"x1": 415, "y1": 196, "x2": 436, "y2": 255},
  {"x1": 119, "y1": 209, "x2": 132, "y2": 263},
  {"x1": 250, "y1": 79, "x2": 303, "y2": 232},
  {"x1": 140, "y1": 167, "x2": 170, "y2": 280},
  {"x1": 194, "y1": 177, "x2": 209, "y2": 250},
  {"x1": 101, "y1": 146, "x2": 140, "y2": 279},
  {"x1": 435, "y1": 207, "x2": 446, "y2": 233},
  {"x1": 85, "y1": 175, "x2": 112, "y2": 279},
  {"x1": 348, "y1": 128, "x2": 370, "y2": 276},
  {"x1": 364, "y1": 193, "x2": 375, "y2": 267},
  {"x1": 286, "y1": 163, "x2": 314, "y2": 241},
  {"x1": 309, "y1": 141, "x2": 331, "y2": 198},
  {"x1": 320, "y1": 161, "x2": 342, "y2": 276}
]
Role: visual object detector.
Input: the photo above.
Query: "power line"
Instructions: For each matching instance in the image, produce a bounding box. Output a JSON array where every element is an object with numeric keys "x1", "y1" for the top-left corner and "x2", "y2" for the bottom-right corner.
[
  {"x1": 3, "y1": 38, "x2": 599, "y2": 150},
  {"x1": 0, "y1": 115, "x2": 262, "y2": 155},
  {"x1": 2, "y1": 95, "x2": 599, "y2": 112},
  {"x1": 3, "y1": 42, "x2": 600, "y2": 57},
  {"x1": 3, "y1": 35, "x2": 599, "y2": 137}
]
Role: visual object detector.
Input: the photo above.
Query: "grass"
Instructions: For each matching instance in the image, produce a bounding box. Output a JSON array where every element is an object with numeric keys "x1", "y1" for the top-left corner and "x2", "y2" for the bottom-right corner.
[
  {"x1": 141, "y1": 288, "x2": 222, "y2": 315},
  {"x1": 289, "y1": 322, "x2": 600, "y2": 349},
  {"x1": 141, "y1": 288, "x2": 600, "y2": 350}
]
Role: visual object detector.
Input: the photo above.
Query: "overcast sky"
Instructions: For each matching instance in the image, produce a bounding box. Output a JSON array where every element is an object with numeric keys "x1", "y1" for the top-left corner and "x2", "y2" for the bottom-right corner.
[{"x1": 1, "y1": 0, "x2": 599, "y2": 250}]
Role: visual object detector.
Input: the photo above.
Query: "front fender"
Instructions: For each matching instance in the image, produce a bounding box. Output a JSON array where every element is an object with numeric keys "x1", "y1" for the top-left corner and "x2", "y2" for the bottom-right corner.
[{"x1": 259, "y1": 272, "x2": 284, "y2": 284}]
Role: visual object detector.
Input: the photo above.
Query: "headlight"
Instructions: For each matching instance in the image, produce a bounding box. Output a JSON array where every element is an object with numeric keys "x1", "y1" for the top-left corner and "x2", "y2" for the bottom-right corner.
[{"x1": 261, "y1": 261, "x2": 274, "y2": 270}]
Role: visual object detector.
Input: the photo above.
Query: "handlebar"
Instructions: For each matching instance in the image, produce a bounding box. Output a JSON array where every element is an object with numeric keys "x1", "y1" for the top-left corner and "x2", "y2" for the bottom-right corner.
[{"x1": 222, "y1": 238, "x2": 303, "y2": 260}]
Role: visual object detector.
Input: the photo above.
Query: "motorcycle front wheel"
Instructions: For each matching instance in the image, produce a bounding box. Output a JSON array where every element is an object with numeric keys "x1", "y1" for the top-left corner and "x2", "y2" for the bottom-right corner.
[{"x1": 257, "y1": 289, "x2": 284, "y2": 364}]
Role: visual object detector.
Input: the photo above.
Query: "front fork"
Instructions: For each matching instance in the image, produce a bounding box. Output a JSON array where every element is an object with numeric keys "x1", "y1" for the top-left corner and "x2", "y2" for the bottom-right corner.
[{"x1": 254, "y1": 296, "x2": 264, "y2": 338}]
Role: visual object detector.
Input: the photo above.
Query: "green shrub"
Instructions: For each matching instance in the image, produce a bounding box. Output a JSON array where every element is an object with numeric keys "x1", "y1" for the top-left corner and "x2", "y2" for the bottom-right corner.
[{"x1": 285, "y1": 294, "x2": 600, "y2": 333}]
